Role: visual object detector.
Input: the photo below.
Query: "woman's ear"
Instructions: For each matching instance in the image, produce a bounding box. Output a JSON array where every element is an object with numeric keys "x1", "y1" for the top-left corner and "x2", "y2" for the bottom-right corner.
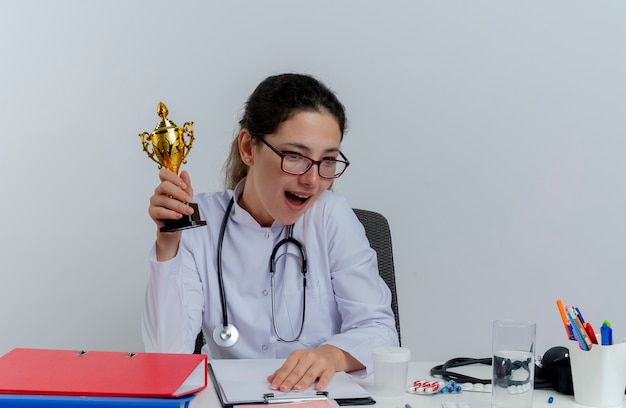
[{"x1": 238, "y1": 129, "x2": 254, "y2": 165}]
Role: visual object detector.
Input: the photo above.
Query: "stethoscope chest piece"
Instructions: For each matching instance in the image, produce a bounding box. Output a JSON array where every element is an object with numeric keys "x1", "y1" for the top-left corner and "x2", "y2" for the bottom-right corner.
[{"x1": 213, "y1": 324, "x2": 239, "y2": 348}]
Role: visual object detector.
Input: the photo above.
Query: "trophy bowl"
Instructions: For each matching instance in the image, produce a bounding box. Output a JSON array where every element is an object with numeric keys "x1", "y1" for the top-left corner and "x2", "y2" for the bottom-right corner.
[{"x1": 139, "y1": 102, "x2": 207, "y2": 232}]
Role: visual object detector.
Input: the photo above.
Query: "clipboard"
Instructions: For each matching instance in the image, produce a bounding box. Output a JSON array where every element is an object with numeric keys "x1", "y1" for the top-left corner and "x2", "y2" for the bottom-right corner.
[{"x1": 209, "y1": 359, "x2": 375, "y2": 407}]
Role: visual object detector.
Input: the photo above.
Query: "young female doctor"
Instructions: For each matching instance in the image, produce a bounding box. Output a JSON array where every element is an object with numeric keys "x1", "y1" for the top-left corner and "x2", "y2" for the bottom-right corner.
[{"x1": 142, "y1": 73, "x2": 398, "y2": 392}]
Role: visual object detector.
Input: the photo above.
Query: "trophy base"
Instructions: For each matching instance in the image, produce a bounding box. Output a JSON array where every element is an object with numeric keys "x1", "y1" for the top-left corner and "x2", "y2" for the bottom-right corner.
[{"x1": 160, "y1": 202, "x2": 207, "y2": 233}]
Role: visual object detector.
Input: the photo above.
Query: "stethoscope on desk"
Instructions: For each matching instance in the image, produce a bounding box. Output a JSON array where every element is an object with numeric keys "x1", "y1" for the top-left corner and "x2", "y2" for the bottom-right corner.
[{"x1": 212, "y1": 197, "x2": 308, "y2": 348}]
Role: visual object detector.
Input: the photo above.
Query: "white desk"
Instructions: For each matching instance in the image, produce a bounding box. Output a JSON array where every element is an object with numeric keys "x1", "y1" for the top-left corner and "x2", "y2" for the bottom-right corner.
[{"x1": 191, "y1": 361, "x2": 586, "y2": 408}]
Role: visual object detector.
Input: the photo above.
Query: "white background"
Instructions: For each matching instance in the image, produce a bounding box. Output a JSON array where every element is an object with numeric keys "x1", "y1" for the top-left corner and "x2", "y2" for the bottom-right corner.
[{"x1": 1, "y1": 1, "x2": 625, "y2": 363}]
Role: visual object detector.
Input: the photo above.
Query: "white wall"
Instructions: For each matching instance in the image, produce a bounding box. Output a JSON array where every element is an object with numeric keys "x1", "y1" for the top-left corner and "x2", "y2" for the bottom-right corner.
[{"x1": 1, "y1": 0, "x2": 625, "y2": 363}]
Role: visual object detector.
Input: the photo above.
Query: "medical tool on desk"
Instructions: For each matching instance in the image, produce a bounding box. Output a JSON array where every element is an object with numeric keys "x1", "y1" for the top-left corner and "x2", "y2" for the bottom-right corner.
[
  {"x1": 213, "y1": 197, "x2": 308, "y2": 348},
  {"x1": 430, "y1": 354, "x2": 569, "y2": 393},
  {"x1": 430, "y1": 357, "x2": 493, "y2": 385}
]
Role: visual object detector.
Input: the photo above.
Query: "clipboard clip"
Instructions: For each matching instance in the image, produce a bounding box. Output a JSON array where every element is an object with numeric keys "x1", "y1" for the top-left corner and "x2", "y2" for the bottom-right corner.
[{"x1": 264, "y1": 391, "x2": 329, "y2": 404}]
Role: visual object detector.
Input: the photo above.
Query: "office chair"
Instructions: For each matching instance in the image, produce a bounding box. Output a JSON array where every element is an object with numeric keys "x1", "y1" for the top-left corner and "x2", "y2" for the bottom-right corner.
[
  {"x1": 352, "y1": 208, "x2": 401, "y2": 346},
  {"x1": 194, "y1": 208, "x2": 401, "y2": 353}
]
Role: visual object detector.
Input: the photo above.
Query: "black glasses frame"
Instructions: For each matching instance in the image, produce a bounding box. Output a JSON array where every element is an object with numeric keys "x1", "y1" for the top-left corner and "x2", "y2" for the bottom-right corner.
[{"x1": 257, "y1": 138, "x2": 350, "y2": 179}]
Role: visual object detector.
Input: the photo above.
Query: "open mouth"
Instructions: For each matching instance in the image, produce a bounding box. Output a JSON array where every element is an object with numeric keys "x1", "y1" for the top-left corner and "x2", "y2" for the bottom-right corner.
[{"x1": 285, "y1": 191, "x2": 310, "y2": 205}]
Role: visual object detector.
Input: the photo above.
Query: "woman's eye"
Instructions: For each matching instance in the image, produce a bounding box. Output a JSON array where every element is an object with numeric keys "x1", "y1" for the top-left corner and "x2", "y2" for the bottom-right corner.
[{"x1": 284, "y1": 153, "x2": 303, "y2": 162}]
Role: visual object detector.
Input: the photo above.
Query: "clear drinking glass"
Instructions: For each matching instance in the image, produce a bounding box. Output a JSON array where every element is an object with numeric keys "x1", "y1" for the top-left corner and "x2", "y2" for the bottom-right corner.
[{"x1": 491, "y1": 320, "x2": 536, "y2": 408}]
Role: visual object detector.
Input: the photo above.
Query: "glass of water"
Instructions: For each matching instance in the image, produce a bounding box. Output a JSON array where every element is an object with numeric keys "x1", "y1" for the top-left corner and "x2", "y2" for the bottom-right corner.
[{"x1": 491, "y1": 320, "x2": 536, "y2": 408}]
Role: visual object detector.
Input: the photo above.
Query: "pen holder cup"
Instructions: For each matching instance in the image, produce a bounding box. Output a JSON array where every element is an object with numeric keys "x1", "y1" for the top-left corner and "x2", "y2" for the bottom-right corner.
[{"x1": 569, "y1": 340, "x2": 626, "y2": 408}]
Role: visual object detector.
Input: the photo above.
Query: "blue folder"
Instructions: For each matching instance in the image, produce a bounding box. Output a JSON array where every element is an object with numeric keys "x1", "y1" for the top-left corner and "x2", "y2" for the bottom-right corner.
[{"x1": 0, "y1": 394, "x2": 195, "y2": 407}]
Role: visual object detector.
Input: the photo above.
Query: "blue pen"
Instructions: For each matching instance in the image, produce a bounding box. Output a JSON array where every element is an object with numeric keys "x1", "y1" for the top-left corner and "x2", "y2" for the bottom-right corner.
[
  {"x1": 566, "y1": 306, "x2": 590, "y2": 350},
  {"x1": 575, "y1": 307, "x2": 585, "y2": 324},
  {"x1": 601, "y1": 321, "x2": 613, "y2": 346}
]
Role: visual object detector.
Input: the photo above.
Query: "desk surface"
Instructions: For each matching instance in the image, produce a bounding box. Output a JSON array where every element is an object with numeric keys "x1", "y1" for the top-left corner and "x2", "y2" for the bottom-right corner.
[{"x1": 191, "y1": 361, "x2": 588, "y2": 408}]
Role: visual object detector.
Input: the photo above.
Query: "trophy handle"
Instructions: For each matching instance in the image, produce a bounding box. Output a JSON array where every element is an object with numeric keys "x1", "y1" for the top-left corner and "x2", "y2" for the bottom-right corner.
[
  {"x1": 179, "y1": 122, "x2": 195, "y2": 165},
  {"x1": 139, "y1": 131, "x2": 165, "y2": 168}
]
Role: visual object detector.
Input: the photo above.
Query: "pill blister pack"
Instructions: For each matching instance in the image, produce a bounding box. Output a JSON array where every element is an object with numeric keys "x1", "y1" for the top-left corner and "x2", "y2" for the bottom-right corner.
[{"x1": 408, "y1": 380, "x2": 465, "y2": 395}]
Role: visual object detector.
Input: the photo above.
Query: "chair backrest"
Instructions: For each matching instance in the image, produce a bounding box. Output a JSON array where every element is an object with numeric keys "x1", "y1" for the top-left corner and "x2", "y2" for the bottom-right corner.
[
  {"x1": 352, "y1": 208, "x2": 401, "y2": 345},
  {"x1": 194, "y1": 208, "x2": 401, "y2": 353}
]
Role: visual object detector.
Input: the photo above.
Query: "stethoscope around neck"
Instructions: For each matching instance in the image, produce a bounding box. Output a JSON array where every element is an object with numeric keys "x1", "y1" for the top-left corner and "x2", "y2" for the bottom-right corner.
[{"x1": 212, "y1": 197, "x2": 308, "y2": 348}]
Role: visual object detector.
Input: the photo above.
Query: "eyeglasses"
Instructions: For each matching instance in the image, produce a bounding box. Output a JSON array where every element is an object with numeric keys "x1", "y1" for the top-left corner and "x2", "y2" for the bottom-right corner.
[{"x1": 258, "y1": 138, "x2": 350, "y2": 179}]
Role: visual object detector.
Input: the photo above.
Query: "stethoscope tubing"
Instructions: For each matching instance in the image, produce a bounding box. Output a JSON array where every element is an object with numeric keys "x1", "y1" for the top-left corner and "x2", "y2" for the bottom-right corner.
[
  {"x1": 270, "y1": 224, "x2": 307, "y2": 343},
  {"x1": 213, "y1": 197, "x2": 308, "y2": 347},
  {"x1": 216, "y1": 198, "x2": 235, "y2": 328}
]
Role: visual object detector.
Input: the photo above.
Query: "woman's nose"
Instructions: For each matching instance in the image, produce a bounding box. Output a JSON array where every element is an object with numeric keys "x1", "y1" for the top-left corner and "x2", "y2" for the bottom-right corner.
[{"x1": 298, "y1": 163, "x2": 320, "y2": 184}]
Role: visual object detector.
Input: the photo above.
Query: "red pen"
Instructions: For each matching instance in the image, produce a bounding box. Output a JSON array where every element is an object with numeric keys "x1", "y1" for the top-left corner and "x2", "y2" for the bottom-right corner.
[{"x1": 585, "y1": 322, "x2": 598, "y2": 344}]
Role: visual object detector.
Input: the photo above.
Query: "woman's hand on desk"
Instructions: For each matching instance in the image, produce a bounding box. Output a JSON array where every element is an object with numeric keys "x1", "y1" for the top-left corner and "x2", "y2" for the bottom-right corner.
[{"x1": 267, "y1": 345, "x2": 364, "y2": 392}]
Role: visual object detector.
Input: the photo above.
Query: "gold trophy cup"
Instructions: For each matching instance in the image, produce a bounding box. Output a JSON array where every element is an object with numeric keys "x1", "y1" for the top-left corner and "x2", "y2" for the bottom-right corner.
[{"x1": 139, "y1": 102, "x2": 207, "y2": 232}]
